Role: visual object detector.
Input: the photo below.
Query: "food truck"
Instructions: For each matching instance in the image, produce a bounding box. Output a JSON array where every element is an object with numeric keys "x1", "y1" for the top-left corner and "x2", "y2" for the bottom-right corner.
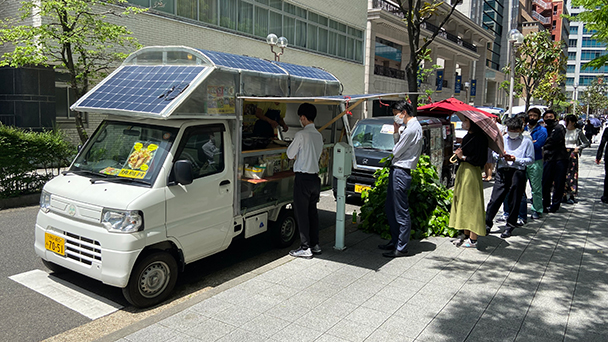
[{"x1": 34, "y1": 46, "x2": 407, "y2": 307}]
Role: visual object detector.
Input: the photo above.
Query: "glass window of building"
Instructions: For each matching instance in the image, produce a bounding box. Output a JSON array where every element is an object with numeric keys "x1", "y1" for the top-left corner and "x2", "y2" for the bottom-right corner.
[
  {"x1": 570, "y1": 26, "x2": 578, "y2": 34},
  {"x1": 127, "y1": 0, "x2": 364, "y2": 63},
  {"x1": 569, "y1": 39, "x2": 578, "y2": 47},
  {"x1": 568, "y1": 51, "x2": 577, "y2": 60}
]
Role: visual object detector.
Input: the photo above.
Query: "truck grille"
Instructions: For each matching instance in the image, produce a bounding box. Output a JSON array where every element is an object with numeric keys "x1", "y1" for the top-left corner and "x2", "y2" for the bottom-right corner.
[{"x1": 64, "y1": 232, "x2": 102, "y2": 265}]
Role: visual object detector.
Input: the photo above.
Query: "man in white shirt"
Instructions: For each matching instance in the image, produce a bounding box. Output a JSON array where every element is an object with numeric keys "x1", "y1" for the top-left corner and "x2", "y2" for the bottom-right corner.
[
  {"x1": 378, "y1": 100, "x2": 423, "y2": 257},
  {"x1": 286, "y1": 103, "x2": 324, "y2": 259}
]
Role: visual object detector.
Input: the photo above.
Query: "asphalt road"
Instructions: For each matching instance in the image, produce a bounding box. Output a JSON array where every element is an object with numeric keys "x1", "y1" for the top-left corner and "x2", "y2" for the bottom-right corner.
[{"x1": 0, "y1": 191, "x2": 362, "y2": 342}]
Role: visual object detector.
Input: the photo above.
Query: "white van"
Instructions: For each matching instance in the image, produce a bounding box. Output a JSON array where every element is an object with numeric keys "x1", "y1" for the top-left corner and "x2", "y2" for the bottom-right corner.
[{"x1": 35, "y1": 46, "x2": 400, "y2": 307}]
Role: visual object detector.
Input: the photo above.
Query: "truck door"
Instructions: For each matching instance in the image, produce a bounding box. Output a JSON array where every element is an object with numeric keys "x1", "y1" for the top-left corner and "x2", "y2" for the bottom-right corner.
[{"x1": 165, "y1": 123, "x2": 233, "y2": 263}]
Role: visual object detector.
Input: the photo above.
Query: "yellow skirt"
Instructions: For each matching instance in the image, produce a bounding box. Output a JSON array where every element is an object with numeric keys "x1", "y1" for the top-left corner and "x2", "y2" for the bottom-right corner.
[{"x1": 449, "y1": 162, "x2": 486, "y2": 236}]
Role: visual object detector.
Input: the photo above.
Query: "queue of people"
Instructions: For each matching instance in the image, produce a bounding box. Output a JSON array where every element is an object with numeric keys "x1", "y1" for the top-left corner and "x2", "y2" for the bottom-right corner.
[{"x1": 450, "y1": 108, "x2": 604, "y2": 249}]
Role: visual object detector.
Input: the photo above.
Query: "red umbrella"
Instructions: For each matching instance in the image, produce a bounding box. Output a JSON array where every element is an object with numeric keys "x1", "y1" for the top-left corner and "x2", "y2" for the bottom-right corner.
[
  {"x1": 455, "y1": 110, "x2": 504, "y2": 157},
  {"x1": 418, "y1": 98, "x2": 498, "y2": 118}
]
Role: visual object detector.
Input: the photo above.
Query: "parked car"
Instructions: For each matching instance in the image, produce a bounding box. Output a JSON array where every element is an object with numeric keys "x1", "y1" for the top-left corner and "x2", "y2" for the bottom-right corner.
[{"x1": 338, "y1": 115, "x2": 455, "y2": 199}]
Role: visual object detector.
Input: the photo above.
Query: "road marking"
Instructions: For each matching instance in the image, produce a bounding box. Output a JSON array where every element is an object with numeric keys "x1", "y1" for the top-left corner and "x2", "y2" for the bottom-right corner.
[{"x1": 9, "y1": 269, "x2": 123, "y2": 320}]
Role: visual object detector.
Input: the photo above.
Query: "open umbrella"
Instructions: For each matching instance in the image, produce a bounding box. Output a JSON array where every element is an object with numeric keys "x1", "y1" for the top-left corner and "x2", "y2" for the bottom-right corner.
[
  {"x1": 590, "y1": 117, "x2": 601, "y2": 127},
  {"x1": 418, "y1": 98, "x2": 498, "y2": 118},
  {"x1": 449, "y1": 110, "x2": 504, "y2": 163}
]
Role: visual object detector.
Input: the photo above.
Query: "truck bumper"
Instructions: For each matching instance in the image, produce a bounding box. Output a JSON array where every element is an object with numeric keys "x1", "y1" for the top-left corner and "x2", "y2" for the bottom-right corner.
[{"x1": 35, "y1": 210, "x2": 144, "y2": 288}]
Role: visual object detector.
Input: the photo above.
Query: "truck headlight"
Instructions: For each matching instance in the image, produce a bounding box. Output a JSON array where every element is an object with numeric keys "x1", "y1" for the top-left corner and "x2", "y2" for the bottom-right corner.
[
  {"x1": 101, "y1": 209, "x2": 144, "y2": 233},
  {"x1": 40, "y1": 190, "x2": 51, "y2": 213}
]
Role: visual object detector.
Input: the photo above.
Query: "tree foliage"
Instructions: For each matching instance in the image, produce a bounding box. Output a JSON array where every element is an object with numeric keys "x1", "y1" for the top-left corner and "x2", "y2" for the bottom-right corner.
[
  {"x1": 395, "y1": 0, "x2": 461, "y2": 112},
  {"x1": 568, "y1": 0, "x2": 608, "y2": 70},
  {"x1": 500, "y1": 31, "x2": 566, "y2": 112},
  {"x1": 579, "y1": 76, "x2": 608, "y2": 116},
  {"x1": 0, "y1": 0, "x2": 146, "y2": 143}
]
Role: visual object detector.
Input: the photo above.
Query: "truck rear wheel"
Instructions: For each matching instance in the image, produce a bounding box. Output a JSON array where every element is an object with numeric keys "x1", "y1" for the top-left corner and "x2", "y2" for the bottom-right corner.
[
  {"x1": 122, "y1": 251, "x2": 178, "y2": 308},
  {"x1": 272, "y1": 209, "x2": 298, "y2": 248}
]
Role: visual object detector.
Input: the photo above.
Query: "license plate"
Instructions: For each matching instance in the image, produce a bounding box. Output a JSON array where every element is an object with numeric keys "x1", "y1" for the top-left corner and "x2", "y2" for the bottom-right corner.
[
  {"x1": 354, "y1": 184, "x2": 371, "y2": 193},
  {"x1": 45, "y1": 232, "x2": 65, "y2": 256}
]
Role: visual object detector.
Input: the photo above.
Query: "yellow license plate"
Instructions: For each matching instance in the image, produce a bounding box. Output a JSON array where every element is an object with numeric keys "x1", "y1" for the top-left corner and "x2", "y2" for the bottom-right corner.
[
  {"x1": 45, "y1": 232, "x2": 65, "y2": 256},
  {"x1": 354, "y1": 184, "x2": 371, "y2": 193}
]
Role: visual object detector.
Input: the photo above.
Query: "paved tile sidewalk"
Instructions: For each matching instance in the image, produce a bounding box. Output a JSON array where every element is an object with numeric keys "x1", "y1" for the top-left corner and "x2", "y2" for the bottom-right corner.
[{"x1": 100, "y1": 143, "x2": 608, "y2": 342}]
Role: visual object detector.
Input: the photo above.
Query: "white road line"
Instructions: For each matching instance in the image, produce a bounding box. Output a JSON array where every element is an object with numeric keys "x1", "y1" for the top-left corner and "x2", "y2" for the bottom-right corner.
[{"x1": 9, "y1": 269, "x2": 123, "y2": 320}]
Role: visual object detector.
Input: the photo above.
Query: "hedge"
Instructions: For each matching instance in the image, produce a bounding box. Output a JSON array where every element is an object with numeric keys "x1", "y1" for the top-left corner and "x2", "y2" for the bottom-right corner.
[{"x1": 0, "y1": 124, "x2": 77, "y2": 198}]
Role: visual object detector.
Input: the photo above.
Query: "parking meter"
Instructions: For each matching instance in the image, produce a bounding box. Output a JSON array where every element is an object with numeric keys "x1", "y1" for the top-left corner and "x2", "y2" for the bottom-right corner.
[{"x1": 333, "y1": 142, "x2": 353, "y2": 250}]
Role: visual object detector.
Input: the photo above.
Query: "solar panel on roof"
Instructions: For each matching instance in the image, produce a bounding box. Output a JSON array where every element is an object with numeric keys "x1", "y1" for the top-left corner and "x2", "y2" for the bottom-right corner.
[
  {"x1": 196, "y1": 49, "x2": 287, "y2": 75},
  {"x1": 76, "y1": 65, "x2": 206, "y2": 114},
  {"x1": 273, "y1": 62, "x2": 338, "y2": 81}
]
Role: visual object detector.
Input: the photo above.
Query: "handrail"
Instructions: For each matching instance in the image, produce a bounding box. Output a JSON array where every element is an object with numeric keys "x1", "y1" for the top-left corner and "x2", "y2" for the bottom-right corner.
[
  {"x1": 533, "y1": 0, "x2": 552, "y2": 11},
  {"x1": 532, "y1": 11, "x2": 550, "y2": 25}
]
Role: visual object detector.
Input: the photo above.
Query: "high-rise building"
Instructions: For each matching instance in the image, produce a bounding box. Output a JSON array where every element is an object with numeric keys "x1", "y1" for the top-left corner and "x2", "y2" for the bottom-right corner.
[{"x1": 566, "y1": 4, "x2": 608, "y2": 105}]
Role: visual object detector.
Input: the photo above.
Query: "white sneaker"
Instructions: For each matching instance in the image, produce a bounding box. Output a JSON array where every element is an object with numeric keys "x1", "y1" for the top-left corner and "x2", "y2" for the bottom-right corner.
[
  {"x1": 460, "y1": 238, "x2": 478, "y2": 249},
  {"x1": 496, "y1": 214, "x2": 507, "y2": 223},
  {"x1": 451, "y1": 233, "x2": 467, "y2": 247},
  {"x1": 289, "y1": 247, "x2": 313, "y2": 259},
  {"x1": 311, "y1": 244, "x2": 322, "y2": 255}
]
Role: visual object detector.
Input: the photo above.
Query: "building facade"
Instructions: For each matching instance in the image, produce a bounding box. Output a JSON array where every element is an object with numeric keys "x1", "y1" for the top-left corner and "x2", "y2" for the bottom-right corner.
[
  {"x1": 1, "y1": 0, "x2": 367, "y2": 142},
  {"x1": 367, "y1": 0, "x2": 496, "y2": 116},
  {"x1": 566, "y1": 4, "x2": 607, "y2": 105}
]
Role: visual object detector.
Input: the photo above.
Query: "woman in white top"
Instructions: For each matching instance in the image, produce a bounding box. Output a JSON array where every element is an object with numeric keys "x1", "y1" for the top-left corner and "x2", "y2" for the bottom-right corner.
[{"x1": 563, "y1": 114, "x2": 590, "y2": 204}]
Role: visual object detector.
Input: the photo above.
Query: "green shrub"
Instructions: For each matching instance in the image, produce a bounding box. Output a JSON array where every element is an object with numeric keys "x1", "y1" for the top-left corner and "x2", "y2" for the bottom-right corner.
[
  {"x1": 0, "y1": 124, "x2": 77, "y2": 198},
  {"x1": 359, "y1": 155, "x2": 457, "y2": 239}
]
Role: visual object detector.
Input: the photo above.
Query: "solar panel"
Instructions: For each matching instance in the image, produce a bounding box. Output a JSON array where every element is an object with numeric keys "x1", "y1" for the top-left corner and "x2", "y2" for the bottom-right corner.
[
  {"x1": 196, "y1": 49, "x2": 287, "y2": 75},
  {"x1": 273, "y1": 62, "x2": 339, "y2": 81},
  {"x1": 75, "y1": 65, "x2": 206, "y2": 114}
]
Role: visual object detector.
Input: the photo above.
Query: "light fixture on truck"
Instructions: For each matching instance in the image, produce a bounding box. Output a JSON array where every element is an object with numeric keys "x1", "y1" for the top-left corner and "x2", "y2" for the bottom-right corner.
[
  {"x1": 101, "y1": 209, "x2": 143, "y2": 233},
  {"x1": 40, "y1": 190, "x2": 51, "y2": 213}
]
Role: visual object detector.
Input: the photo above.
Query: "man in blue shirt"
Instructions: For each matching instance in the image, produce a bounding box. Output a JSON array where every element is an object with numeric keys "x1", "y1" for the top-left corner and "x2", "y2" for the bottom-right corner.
[
  {"x1": 486, "y1": 116, "x2": 535, "y2": 238},
  {"x1": 378, "y1": 100, "x2": 423, "y2": 257},
  {"x1": 526, "y1": 108, "x2": 548, "y2": 219}
]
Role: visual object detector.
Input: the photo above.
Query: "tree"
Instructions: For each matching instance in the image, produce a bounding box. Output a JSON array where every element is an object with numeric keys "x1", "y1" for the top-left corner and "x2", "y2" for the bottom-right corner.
[
  {"x1": 0, "y1": 0, "x2": 145, "y2": 143},
  {"x1": 568, "y1": 0, "x2": 608, "y2": 69},
  {"x1": 500, "y1": 31, "x2": 565, "y2": 112},
  {"x1": 395, "y1": 0, "x2": 461, "y2": 112},
  {"x1": 579, "y1": 77, "x2": 608, "y2": 116}
]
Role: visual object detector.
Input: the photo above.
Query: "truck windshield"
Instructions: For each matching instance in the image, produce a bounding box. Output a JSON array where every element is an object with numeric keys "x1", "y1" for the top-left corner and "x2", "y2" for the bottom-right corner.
[
  {"x1": 351, "y1": 122, "x2": 395, "y2": 151},
  {"x1": 70, "y1": 121, "x2": 178, "y2": 186}
]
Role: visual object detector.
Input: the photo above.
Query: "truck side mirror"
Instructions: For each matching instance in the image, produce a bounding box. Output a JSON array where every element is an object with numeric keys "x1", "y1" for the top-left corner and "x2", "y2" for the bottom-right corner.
[{"x1": 173, "y1": 160, "x2": 193, "y2": 185}]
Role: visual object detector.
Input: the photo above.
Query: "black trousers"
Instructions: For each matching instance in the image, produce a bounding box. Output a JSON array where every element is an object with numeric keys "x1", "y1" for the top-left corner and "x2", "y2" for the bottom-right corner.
[
  {"x1": 603, "y1": 161, "x2": 608, "y2": 200},
  {"x1": 486, "y1": 168, "x2": 527, "y2": 227},
  {"x1": 542, "y1": 159, "x2": 567, "y2": 211},
  {"x1": 293, "y1": 172, "x2": 320, "y2": 249}
]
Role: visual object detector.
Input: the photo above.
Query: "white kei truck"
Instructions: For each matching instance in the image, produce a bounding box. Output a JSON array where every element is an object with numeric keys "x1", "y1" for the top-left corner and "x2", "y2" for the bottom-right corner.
[{"x1": 35, "y1": 46, "x2": 405, "y2": 307}]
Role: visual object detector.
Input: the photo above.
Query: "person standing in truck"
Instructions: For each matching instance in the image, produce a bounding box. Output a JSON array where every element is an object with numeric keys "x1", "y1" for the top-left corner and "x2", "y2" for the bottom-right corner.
[
  {"x1": 378, "y1": 100, "x2": 423, "y2": 258},
  {"x1": 287, "y1": 103, "x2": 324, "y2": 259}
]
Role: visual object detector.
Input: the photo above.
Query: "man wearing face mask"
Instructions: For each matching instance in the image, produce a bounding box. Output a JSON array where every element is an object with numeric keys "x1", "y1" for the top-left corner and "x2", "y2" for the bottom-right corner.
[
  {"x1": 287, "y1": 103, "x2": 324, "y2": 259},
  {"x1": 525, "y1": 108, "x2": 547, "y2": 219},
  {"x1": 378, "y1": 100, "x2": 423, "y2": 257},
  {"x1": 541, "y1": 109, "x2": 568, "y2": 213},
  {"x1": 485, "y1": 117, "x2": 534, "y2": 238}
]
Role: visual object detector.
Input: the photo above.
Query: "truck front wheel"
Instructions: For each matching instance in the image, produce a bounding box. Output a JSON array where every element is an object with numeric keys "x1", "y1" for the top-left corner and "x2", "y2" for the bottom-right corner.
[
  {"x1": 122, "y1": 251, "x2": 178, "y2": 308},
  {"x1": 272, "y1": 209, "x2": 298, "y2": 248}
]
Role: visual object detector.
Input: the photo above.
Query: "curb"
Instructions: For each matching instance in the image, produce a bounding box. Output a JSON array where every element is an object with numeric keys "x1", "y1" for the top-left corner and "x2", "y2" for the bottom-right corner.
[{"x1": 0, "y1": 193, "x2": 40, "y2": 210}]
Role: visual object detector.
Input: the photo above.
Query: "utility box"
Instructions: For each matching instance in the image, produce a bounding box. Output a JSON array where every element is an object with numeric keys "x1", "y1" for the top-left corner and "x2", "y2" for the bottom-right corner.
[{"x1": 333, "y1": 142, "x2": 353, "y2": 179}]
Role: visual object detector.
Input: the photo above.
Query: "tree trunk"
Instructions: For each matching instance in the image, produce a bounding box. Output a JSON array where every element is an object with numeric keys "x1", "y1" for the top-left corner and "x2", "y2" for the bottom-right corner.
[{"x1": 74, "y1": 112, "x2": 88, "y2": 144}]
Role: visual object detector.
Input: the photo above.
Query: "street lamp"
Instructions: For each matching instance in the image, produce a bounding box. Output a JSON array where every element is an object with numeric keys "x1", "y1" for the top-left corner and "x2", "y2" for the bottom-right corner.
[
  {"x1": 507, "y1": 29, "x2": 524, "y2": 117},
  {"x1": 573, "y1": 82, "x2": 578, "y2": 115},
  {"x1": 266, "y1": 33, "x2": 288, "y2": 61}
]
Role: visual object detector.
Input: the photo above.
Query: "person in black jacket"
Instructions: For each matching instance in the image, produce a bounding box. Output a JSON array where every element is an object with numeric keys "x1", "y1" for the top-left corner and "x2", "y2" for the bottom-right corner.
[
  {"x1": 541, "y1": 110, "x2": 568, "y2": 213},
  {"x1": 595, "y1": 127, "x2": 608, "y2": 204}
]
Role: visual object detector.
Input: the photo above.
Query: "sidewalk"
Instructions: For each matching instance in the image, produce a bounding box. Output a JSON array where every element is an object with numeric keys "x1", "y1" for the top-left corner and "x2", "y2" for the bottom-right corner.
[{"x1": 98, "y1": 146, "x2": 608, "y2": 342}]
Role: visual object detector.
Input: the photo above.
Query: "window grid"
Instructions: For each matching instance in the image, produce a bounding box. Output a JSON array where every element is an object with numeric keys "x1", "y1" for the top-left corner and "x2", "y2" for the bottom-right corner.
[{"x1": 130, "y1": 0, "x2": 364, "y2": 63}]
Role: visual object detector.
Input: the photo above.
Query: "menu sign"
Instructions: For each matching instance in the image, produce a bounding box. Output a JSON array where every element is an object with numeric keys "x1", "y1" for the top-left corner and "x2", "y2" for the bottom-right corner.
[
  {"x1": 118, "y1": 142, "x2": 158, "y2": 179},
  {"x1": 207, "y1": 85, "x2": 235, "y2": 114}
]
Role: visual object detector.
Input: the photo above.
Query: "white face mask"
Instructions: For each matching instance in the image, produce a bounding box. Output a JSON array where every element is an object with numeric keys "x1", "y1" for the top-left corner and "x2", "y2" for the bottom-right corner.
[
  {"x1": 394, "y1": 114, "x2": 404, "y2": 125},
  {"x1": 508, "y1": 132, "x2": 521, "y2": 139},
  {"x1": 299, "y1": 117, "x2": 305, "y2": 128}
]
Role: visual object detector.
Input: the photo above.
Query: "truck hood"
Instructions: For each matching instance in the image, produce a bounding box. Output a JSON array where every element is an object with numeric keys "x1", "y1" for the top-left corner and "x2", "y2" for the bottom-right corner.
[
  {"x1": 354, "y1": 148, "x2": 391, "y2": 168},
  {"x1": 44, "y1": 174, "x2": 151, "y2": 210}
]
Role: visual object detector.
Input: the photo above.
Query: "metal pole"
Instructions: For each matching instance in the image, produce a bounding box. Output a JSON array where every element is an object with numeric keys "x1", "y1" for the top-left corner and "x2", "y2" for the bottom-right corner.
[
  {"x1": 334, "y1": 178, "x2": 347, "y2": 250},
  {"x1": 573, "y1": 84, "x2": 577, "y2": 115},
  {"x1": 508, "y1": 41, "x2": 514, "y2": 118}
]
